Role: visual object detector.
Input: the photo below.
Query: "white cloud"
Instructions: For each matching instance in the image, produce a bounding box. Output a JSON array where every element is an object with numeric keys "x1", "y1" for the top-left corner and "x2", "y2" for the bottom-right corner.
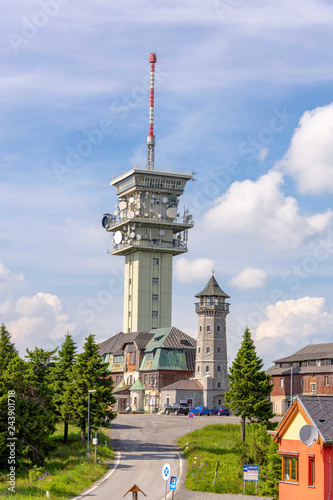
[
  {"x1": 174, "y1": 257, "x2": 214, "y2": 283},
  {"x1": 204, "y1": 170, "x2": 333, "y2": 249},
  {"x1": 254, "y1": 296, "x2": 333, "y2": 366},
  {"x1": 2, "y1": 292, "x2": 76, "y2": 353},
  {"x1": 257, "y1": 147, "x2": 269, "y2": 163},
  {"x1": 278, "y1": 103, "x2": 333, "y2": 194},
  {"x1": 256, "y1": 296, "x2": 332, "y2": 341},
  {"x1": 0, "y1": 261, "x2": 24, "y2": 293},
  {"x1": 229, "y1": 267, "x2": 267, "y2": 290}
]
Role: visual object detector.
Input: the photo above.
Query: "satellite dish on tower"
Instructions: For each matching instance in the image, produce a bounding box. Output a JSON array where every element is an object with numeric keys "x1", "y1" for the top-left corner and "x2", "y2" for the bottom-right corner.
[{"x1": 299, "y1": 425, "x2": 319, "y2": 447}]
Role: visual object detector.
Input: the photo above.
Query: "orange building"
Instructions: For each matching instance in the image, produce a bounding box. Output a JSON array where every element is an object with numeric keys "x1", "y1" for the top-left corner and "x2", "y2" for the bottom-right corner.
[{"x1": 273, "y1": 395, "x2": 333, "y2": 499}]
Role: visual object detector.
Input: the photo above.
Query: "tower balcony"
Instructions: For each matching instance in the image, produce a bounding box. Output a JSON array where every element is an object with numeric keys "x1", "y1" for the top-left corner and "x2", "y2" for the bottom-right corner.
[
  {"x1": 195, "y1": 302, "x2": 230, "y2": 313},
  {"x1": 110, "y1": 238, "x2": 189, "y2": 256},
  {"x1": 105, "y1": 214, "x2": 194, "y2": 234}
]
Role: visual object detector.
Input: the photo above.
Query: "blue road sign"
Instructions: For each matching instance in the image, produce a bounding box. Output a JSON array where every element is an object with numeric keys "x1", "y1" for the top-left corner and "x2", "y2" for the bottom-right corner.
[
  {"x1": 170, "y1": 476, "x2": 177, "y2": 490},
  {"x1": 243, "y1": 464, "x2": 259, "y2": 481},
  {"x1": 162, "y1": 463, "x2": 171, "y2": 481}
]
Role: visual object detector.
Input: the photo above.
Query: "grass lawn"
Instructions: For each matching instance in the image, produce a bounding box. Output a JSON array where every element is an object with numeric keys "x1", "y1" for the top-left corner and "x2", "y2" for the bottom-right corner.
[
  {"x1": 0, "y1": 424, "x2": 114, "y2": 500},
  {"x1": 178, "y1": 423, "x2": 262, "y2": 495}
]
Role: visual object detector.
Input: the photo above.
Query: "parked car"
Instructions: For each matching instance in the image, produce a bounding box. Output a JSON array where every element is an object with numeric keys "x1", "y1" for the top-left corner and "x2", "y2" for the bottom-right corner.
[
  {"x1": 209, "y1": 405, "x2": 230, "y2": 416},
  {"x1": 190, "y1": 405, "x2": 210, "y2": 416},
  {"x1": 165, "y1": 402, "x2": 189, "y2": 415}
]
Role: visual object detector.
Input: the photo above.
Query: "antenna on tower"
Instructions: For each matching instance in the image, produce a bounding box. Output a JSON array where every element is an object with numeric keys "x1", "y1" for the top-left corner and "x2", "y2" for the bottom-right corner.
[{"x1": 147, "y1": 52, "x2": 157, "y2": 171}]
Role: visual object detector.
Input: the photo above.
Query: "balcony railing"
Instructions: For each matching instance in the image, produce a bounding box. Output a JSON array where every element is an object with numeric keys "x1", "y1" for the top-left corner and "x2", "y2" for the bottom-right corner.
[
  {"x1": 195, "y1": 302, "x2": 230, "y2": 312},
  {"x1": 106, "y1": 214, "x2": 194, "y2": 230},
  {"x1": 112, "y1": 239, "x2": 188, "y2": 253}
]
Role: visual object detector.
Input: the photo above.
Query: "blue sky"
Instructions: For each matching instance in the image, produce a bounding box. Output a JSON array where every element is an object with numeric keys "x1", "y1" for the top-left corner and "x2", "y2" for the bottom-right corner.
[{"x1": 1, "y1": 0, "x2": 333, "y2": 368}]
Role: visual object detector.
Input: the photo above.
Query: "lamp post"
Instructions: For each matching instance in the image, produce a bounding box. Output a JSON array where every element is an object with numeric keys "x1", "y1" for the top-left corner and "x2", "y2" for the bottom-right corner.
[{"x1": 87, "y1": 389, "x2": 96, "y2": 463}]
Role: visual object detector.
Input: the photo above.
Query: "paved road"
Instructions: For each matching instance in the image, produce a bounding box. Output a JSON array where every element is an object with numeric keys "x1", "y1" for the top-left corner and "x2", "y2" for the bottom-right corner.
[{"x1": 73, "y1": 414, "x2": 275, "y2": 500}]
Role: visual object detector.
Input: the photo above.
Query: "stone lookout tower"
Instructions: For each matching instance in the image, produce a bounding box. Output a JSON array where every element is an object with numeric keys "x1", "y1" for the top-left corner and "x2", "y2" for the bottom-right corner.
[{"x1": 194, "y1": 274, "x2": 230, "y2": 407}]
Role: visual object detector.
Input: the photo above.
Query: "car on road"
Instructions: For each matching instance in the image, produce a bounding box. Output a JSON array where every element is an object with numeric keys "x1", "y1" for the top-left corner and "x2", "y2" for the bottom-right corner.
[
  {"x1": 209, "y1": 405, "x2": 230, "y2": 416},
  {"x1": 164, "y1": 402, "x2": 189, "y2": 415},
  {"x1": 190, "y1": 405, "x2": 210, "y2": 416}
]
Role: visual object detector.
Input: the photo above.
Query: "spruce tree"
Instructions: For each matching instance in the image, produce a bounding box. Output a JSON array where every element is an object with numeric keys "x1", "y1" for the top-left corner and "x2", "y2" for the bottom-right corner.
[
  {"x1": 225, "y1": 327, "x2": 273, "y2": 441},
  {"x1": 70, "y1": 335, "x2": 116, "y2": 445},
  {"x1": 0, "y1": 323, "x2": 18, "y2": 374},
  {"x1": 51, "y1": 332, "x2": 77, "y2": 444}
]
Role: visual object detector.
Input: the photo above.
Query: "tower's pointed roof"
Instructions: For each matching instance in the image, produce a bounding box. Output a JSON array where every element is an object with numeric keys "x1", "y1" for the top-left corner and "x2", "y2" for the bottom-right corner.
[{"x1": 195, "y1": 275, "x2": 230, "y2": 299}]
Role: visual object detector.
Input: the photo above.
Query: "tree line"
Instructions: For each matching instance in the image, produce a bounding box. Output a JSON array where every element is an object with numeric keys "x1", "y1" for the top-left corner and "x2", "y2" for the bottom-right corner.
[{"x1": 0, "y1": 325, "x2": 116, "y2": 470}]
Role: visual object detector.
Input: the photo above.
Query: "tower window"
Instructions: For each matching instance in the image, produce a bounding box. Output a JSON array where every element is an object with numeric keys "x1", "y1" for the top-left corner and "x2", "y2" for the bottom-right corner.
[
  {"x1": 153, "y1": 258, "x2": 159, "y2": 265},
  {"x1": 152, "y1": 311, "x2": 158, "y2": 318},
  {"x1": 218, "y1": 382, "x2": 221, "y2": 388},
  {"x1": 198, "y1": 347, "x2": 201, "y2": 353},
  {"x1": 206, "y1": 347, "x2": 210, "y2": 354},
  {"x1": 218, "y1": 366, "x2": 221, "y2": 372},
  {"x1": 217, "y1": 326, "x2": 220, "y2": 332},
  {"x1": 199, "y1": 326, "x2": 202, "y2": 332},
  {"x1": 197, "y1": 366, "x2": 200, "y2": 373},
  {"x1": 217, "y1": 347, "x2": 221, "y2": 354},
  {"x1": 152, "y1": 278, "x2": 159, "y2": 285},
  {"x1": 152, "y1": 294, "x2": 158, "y2": 301},
  {"x1": 207, "y1": 325, "x2": 211, "y2": 332},
  {"x1": 206, "y1": 366, "x2": 209, "y2": 373}
]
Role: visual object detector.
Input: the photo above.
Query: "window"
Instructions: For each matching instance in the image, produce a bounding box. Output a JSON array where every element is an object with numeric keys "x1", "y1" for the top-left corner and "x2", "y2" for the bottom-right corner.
[
  {"x1": 311, "y1": 383, "x2": 316, "y2": 392},
  {"x1": 207, "y1": 325, "x2": 211, "y2": 332},
  {"x1": 217, "y1": 347, "x2": 221, "y2": 354},
  {"x1": 197, "y1": 366, "x2": 200, "y2": 373},
  {"x1": 199, "y1": 326, "x2": 202, "y2": 332},
  {"x1": 144, "y1": 374, "x2": 147, "y2": 384},
  {"x1": 218, "y1": 382, "x2": 221, "y2": 388},
  {"x1": 217, "y1": 326, "x2": 220, "y2": 332},
  {"x1": 325, "y1": 376, "x2": 329, "y2": 386},
  {"x1": 309, "y1": 457, "x2": 315, "y2": 486},
  {"x1": 114, "y1": 355, "x2": 123, "y2": 363},
  {"x1": 206, "y1": 297, "x2": 213, "y2": 305},
  {"x1": 206, "y1": 366, "x2": 209, "y2": 373},
  {"x1": 152, "y1": 311, "x2": 158, "y2": 318},
  {"x1": 218, "y1": 366, "x2": 221, "y2": 372},
  {"x1": 300, "y1": 377, "x2": 303, "y2": 387},
  {"x1": 153, "y1": 258, "x2": 159, "y2": 265},
  {"x1": 129, "y1": 279, "x2": 132, "y2": 285},
  {"x1": 152, "y1": 278, "x2": 159, "y2": 285},
  {"x1": 206, "y1": 347, "x2": 210, "y2": 354},
  {"x1": 146, "y1": 352, "x2": 153, "y2": 360},
  {"x1": 128, "y1": 375, "x2": 133, "y2": 386},
  {"x1": 152, "y1": 294, "x2": 158, "y2": 301},
  {"x1": 317, "y1": 360, "x2": 321, "y2": 366},
  {"x1": 280, "y1": 378, "x2": 284, "y2": 388},
  {"x1": 198, "y1": 347, "x2": 201, "y2": 353},
  {"x1": 282, "y1": 456, "x2": 299, "y2": 482},
  {"x1": 129, "y1": 295, "x2": 131, "y2": 301}
]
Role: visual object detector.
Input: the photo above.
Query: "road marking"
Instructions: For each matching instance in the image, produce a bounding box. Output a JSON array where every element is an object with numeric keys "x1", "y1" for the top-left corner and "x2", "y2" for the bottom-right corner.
[{"x1": 69, "y1": 451, "x2": 121, "y2": 500}]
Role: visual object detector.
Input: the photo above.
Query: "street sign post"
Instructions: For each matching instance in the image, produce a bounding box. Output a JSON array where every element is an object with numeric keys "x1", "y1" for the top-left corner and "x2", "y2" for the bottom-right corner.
[
  {"x1": 162, "y1": 463, "x2": 171, "y2": 500},
  {"x1": 243, "y1": 464, "x2": 259, "y2": 493},
  {"x1": 170, "y1": 476, "x2": 177, "y2": 500},
  {"x1": 188, "y1": 412, "x2": 194, "y2": 432}
]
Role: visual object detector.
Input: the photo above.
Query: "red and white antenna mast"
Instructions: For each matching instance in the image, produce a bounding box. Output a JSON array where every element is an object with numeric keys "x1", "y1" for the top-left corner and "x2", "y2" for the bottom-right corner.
[{"x1": 147, "y1": 52, "x2": 157, "y2": 171}]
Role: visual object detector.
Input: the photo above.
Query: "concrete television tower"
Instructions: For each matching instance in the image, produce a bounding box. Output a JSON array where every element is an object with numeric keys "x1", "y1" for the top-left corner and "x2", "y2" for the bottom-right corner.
[{"x1": 102, "y1": 53, "x2": 194, "y2": 333}]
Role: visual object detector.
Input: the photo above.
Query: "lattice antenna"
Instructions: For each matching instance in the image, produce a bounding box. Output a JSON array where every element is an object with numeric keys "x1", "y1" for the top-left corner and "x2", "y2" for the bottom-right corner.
[{"x1": 147, "y1": 52, "x2": 157, "y2": 171}]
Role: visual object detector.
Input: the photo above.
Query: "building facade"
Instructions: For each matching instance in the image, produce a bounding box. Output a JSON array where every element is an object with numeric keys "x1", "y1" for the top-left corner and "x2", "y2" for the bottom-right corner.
[
  {"x1": 273, "y1": 395, "x2": 333, "y2": 500},
  {"x1": 266, "y1": 343, "x2": 333, "y2": 415}
]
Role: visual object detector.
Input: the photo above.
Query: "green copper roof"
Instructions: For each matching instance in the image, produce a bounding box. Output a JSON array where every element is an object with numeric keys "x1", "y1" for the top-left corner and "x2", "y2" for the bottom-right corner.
[
  {"x1": 129, "y1": 378, "x2": 145, "y2": 391},
  {"x1": 139, "y1": 349, "x2": 189, "y2": 371},
  {"x1": 195, "y1": 275, "x2": 230, "y2": 298},
  {"x1": 113, "y1": 379, "x2": 131, "y2": 394}
]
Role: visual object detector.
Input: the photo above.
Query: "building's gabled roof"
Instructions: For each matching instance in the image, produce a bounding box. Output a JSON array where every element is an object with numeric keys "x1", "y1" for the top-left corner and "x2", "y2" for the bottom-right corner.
[
  {"x1": 129, "y1": 378, "x2": 145, "y2": 391},
  {"x1": 275, "y1": 395, "x2": 333, "y2": 445},
  {"x1": 145, "y1": 326, "x2": 196, "y2": 352},
  {"x1": 99, "y1": 331, "x2": 154, "y2": 356},
  {"x1": 266, "y1": 365, "x2": 333, "y2": 376},
  {"x1": 160, "y1": 379, "x2": 203, "y2": 391},
  {"x1": 113, "y1": 379, "x2": 131, "y2": 394},
  {"x1": 273, "y1": 343, "x2": 333, "y2": 364},
  {"x1": 195, "y1": 275, "x2": 230, "y2": 299}
]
